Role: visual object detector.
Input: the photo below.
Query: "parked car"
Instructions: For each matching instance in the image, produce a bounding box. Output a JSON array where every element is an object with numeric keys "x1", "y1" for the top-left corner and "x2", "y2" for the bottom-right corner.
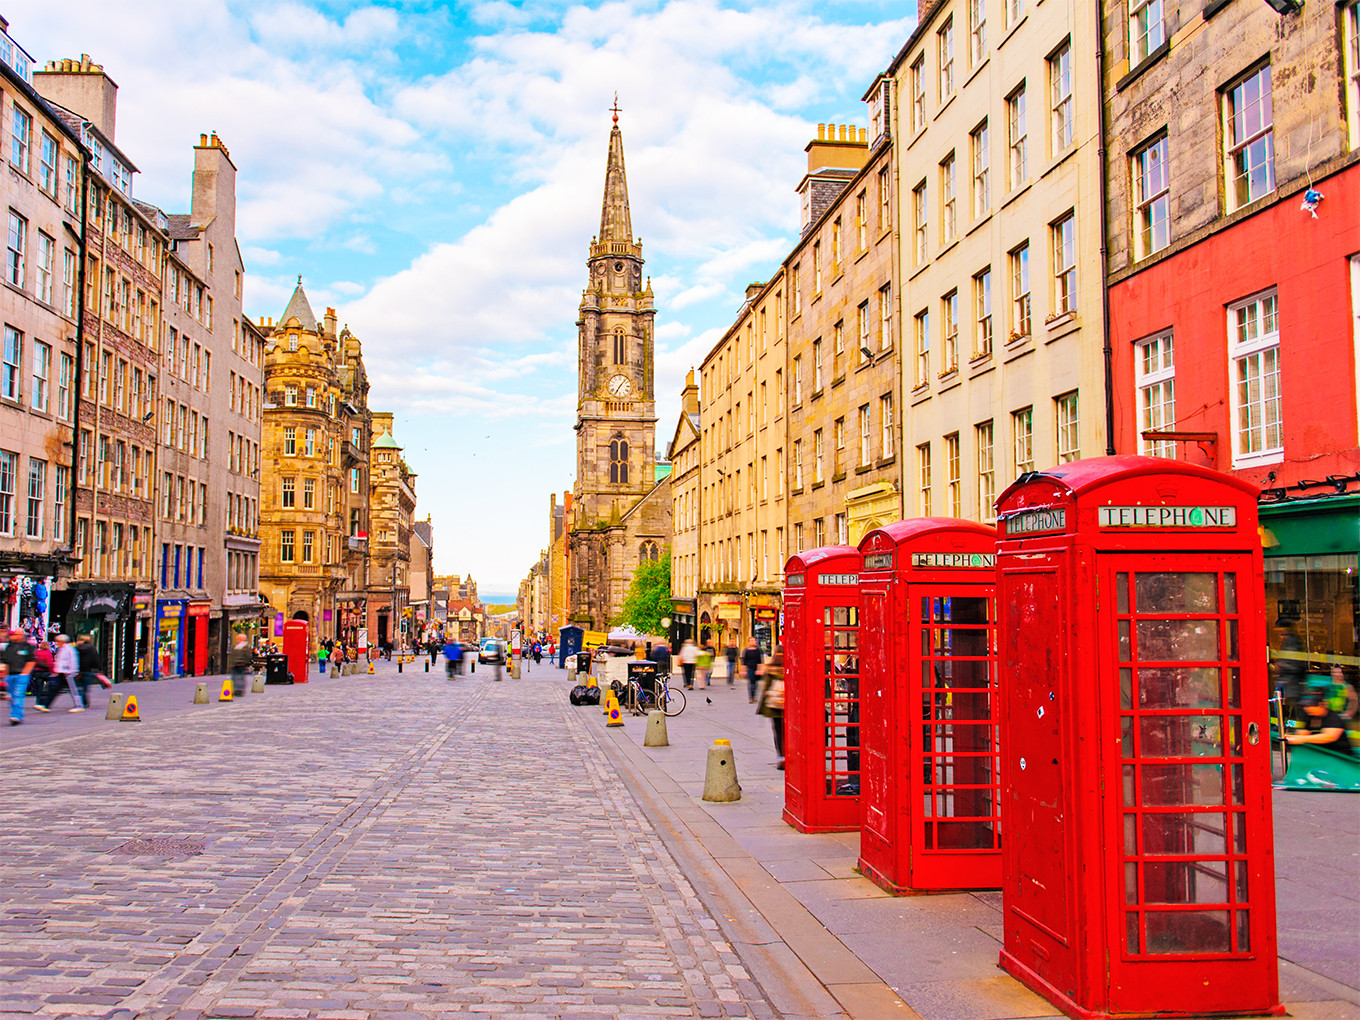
[{"x1": 478, "y1": 639, "x2": 504, "y2": 664}]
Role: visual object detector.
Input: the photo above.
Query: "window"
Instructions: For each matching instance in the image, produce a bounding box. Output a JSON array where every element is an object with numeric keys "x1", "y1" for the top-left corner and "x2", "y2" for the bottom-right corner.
[
  {"x1": 813, "y1": 339, "x2": 823, "y2": 391},
  {"x1": 6, "y1": 210, "x2": 25, "y2": 286},
  {"x1": 1006, "y1": 0, "x2": 1024, "y2": 26},
  {"x1": 303, "y1": 477, "x2": 315, "y2": 509},
  {"x1": 62, "y1": 248, "x2": 76, "y2": 317},
  {"x1": 1, "y1": 326, "x2": 19, "y2": 400},
  {"x1": 1133, "y1": 136, "x2": 1170, "y2": 258},
  {"x1": 813, "y1": 240, "x2": 822, "y2": 293},
  {"x1": 609, "y1": 437, "x2": 629, "y2": 484},
  {"x1": 940, "y1": 154, "x2": 957, "y2": 243},
  {"x1": 942, "y1": 291, "x2": 959, "y2": 373},
  {"x1": 53, "y1": 465, "x2": 67, "y2": 541},
  {"x1": 26, "y1": 458, "x2": 43, "y2": 538},
  {"x1": 613, "y1": 328, "x2": 625, "y2": 365},
  {"x1": 39, "y1": 131, "x2": 58, "y2": 195},
  {"x1": 1137, "y1": 332, "x2": 1177, "y2": 457},
  {"x1": 859, "y1": 404, "x2": 872, "y2": 466},
  {"x1": 918, "y1": 443, "x2": 932, "y2": 516},
  {"x1": 945, "y1": 433, "x2": 961, "y2": 516},
  {"x1": 0, "y1": 450, "x2": 15, "y2": 535},
  {"x1": 10, "y1": 105, "x2": 30, "y2": 173},
  {"x1": 911, "y1": 55, "x2": 927, "y2": 132},
  {"x1": 833, "y1": 321, "x2": 845, "y2": 378},
  {"x1": 1130, "y1": 0, "x2": 1165, "y2": 64},
  {"x1": 305, "y1": 428, "x2": 315, "y2": 457},
  {"x1": 914, "y1": 310, "x2": 930, "y2": 387},
  {"x1": 1010, "y1": 243, "x2": 1031, "y2": 337},
  {"x1": 27, "y1": 339, "x2": 50, "y2": 413},
  {"x1": 792, "y1": 265, "x2": 802, "y2": 315},
  {"x1": 284, "y1": 426, "x2": 296, "y2": 456},
  {"x1": 913, "y1": 181, "x2": 929, "y2": 264},
  {"x1": 881, "y1": 394, "x2": 894, "y2": 459},
  {"x1": 794, "y1": 439, "x2": 804, "y2": 489},
  {"x1": 878, "y1": 166, "x2": 891, "y2": 232},
  {"x1": 856, "y1": 190, "x2": 868, "y2": 250},
  {"x1": 64, "y1": 156, "x2": 79, "y2": 213},
  {"x1": 832, "y1": 216, "x2": 843, "y2": 270},
  {"x1": 857, "y1": 301, "x2": 870, "y2": 363},
  {"x1": 971, "y1": 121, "x2": 990, "y2": 218},
  {"x1": 973, "y1": 269, "x2": 993, "y2": 356},
  {"x1": 835, "y1": 513, "x2": 848, "y2": 545},
  {"x1": 833, "y1": 417, "x2": 846, "y2": 475},
  {"x1": 281, "y1": 530, "x2": 295, "y2": 563},
  {"x1": 1013, "y1": 406, "x2": 1035, "y2": 475},
  {"x1": 285, "y1": 385, "x2": 297, "y2": 406},
  {"x1": 1052, "y1": 213, "x2": 1076, "y2": 315},
  {"x1": 302, "y1": 530, "x2": 314, "y2": 564},
  {"x1": 976, "y1": 421, "x2": 995, "y2": 521},
  {"x1": 1007, "y1": 85, "x2": 1028, "y2": 188},
  {"x1": 1229, "y1": 289, "x2": 1282, "y2": 464},
  {"x1": 814, "y1": 428, "x2": 824, "y2": 483},
  {"x1": 305, "y1": 386, "x2": 316, "y2": 407},
  {"x1": 1224, "y1": 64, "x2": 1274, "y2": 210},
  {"x1": 281, "y1": 477, "x2": 295, "y2": 509},
  {"x1": 58, "y1": 352, "x2": 71, "y2": 420},
  {"x1": 879, "y1": 284, "x2": 892, "y2": 350},
  {"x1": 1055, "y1": 392, "x2": 1079, "y2": 463},
  {"x1": 938, "y1": 19, "x2": 955, "y2": 100},
  {"x1": 969, "y1": 0, "x2": 986, "y2": 64},
  {"x1": 793, "y1": 355, "x2": 803, "y2": 403},
  {"x1": 1050, "y1": 42, "x2": 1073, "y2": 152},
  {"x1": 36, "y1": 232, "x2": 54, "y2": 305}
]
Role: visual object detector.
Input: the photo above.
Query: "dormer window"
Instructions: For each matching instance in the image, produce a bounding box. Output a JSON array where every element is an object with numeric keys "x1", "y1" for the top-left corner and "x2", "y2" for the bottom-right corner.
[{"x1": 288, "y1": 334, "x2": 298, "y2": 352}]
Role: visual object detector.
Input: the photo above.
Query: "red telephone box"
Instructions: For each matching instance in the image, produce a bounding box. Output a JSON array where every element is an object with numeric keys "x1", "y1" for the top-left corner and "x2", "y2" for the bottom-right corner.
[
  {"x1": 283, "y1": 620, "x2": 310, "y2": 686},
  {"x1": 857, "y1": 518, "x2": 1000, "y2": 894},
  {"x1": 782, "y1": 546, "x2": 862, "y2": 833},
  {"x1": 995, "y1": 455, "x2": 1280, "y2": 1018}
]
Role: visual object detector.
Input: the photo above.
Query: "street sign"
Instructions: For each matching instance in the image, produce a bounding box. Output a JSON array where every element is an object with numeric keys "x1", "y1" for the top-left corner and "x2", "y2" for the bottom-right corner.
[{"x1": 583, "y1": 630, "x2": 607, "y2": 649}]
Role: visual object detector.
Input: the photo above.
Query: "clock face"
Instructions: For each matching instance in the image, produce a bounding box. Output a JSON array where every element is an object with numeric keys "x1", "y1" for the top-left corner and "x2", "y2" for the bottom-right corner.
[{"x1": 608, "y1": 374, "x2": 632, "y2": 397}]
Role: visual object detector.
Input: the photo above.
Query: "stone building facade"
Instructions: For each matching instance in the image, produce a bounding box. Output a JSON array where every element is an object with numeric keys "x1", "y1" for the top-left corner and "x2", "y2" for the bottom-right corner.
[
  {"x1": 785, "y1": 120, "x2": 902, "y2": 550},
  {"x1": 38, "y1": 56, "x2": 164, "y2": 680},
  {"x1": 366, "y1": 412, "x2": 416, "y2": 650},
  {"x1": 889, "y1": 0, "x2": 1106, "y2": 522},
  {"x1": 546, "y1": 491, "x2": 570, "y2": 636},
  {"x1": 697, "y1": 272, "x2": 787, "y2": 654},
  {"x1": 567, "y1": 115, "x2": 671, "y2": 631},
  {"x1": 257, "y1": 284, "x2": 372, "y2": 652},
  {"x1": 664, "y1": 373, "x2": 701, "y2": 641},
  {"x1": 0, "y1": 27, "x2": 83, "y2": 644}
]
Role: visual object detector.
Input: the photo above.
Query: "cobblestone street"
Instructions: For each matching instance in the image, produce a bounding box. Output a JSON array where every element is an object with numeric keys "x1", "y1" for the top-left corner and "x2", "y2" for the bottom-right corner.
[{"x1": 0, "y1": 665, "x2": 779, "y2": 1020}]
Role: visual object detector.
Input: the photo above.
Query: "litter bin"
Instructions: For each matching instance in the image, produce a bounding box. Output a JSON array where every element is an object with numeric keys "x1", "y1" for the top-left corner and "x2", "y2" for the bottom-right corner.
[
  {"x1": 628, "y1": 660, "x2": 660, "y2": 708},
  {"x1": 264, "y1": 653, "x2": 293, "y2": 685},
  {"x1": 575, "y1": 651, "x2": 592, "y2": 675}
]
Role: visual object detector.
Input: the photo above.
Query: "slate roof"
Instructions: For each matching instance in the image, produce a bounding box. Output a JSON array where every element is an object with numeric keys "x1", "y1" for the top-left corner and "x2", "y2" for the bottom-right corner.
[
  {"x1": 165, "y1": 213, "x2": 200, "y2": 241},
  {"x1": 280, "y1": 282, "x2": 318, "y2": 331}
]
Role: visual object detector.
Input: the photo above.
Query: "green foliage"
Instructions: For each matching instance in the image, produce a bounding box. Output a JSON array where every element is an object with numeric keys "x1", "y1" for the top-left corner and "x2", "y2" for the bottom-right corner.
[{"x1": 613, "y1": 549, "x2": 672, "y2": 634}]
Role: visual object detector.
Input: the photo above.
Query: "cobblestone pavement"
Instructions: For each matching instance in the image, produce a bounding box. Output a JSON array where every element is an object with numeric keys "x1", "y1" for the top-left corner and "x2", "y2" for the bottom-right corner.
[{"x1": 0, "y1": 663, "x2": 781, "y2": 1020}]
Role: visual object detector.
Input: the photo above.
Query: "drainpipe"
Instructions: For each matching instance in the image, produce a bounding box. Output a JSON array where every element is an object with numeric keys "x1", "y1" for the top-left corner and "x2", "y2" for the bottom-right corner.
[
  {"x1": 68, "y1": 150, "x2": 91, "y2": 557},
  {"x1": 1096, "y1": 3, "x2": 1117, "y2": 456}
]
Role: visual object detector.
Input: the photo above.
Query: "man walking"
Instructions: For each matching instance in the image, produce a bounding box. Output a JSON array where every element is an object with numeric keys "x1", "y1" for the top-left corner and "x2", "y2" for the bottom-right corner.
[
  {"x1": 3, "y1": 628, "x2": 35, "y2": 725},
  {"x1": 742, "y1": 638, "x2": 764, "y2": 704},
  {"x1": 74, "y1": 634, "x2": 104, "y2": 710},
  {"x1": 724, "y1": 640, "x2": 739, "y2": 687},
  {"x1": 229, "y1": 632, "x2": 252, "y2": 697},
  {"x1": 37, "y1": 634, "x2": 82, "y2": 712},
  {"x1": 678, "y1": 638, "x2": 699, "y2": 690}
]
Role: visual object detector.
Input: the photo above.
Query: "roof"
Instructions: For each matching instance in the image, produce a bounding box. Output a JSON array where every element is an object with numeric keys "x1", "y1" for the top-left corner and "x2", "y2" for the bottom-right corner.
[
  {"x1": 997, "y1": 454, "x2": 1260, "y2": 507},
  {"x1": 784, "y1": 545, "x2": 860, "y2": 573},
  {"x1": 372, "y1": 431, "x2": 401, "y2": 450},
  {"x1": 165, "y1": 213, "x2": 200, "y2": 241},
  {"x1": 280, "y1": 282, "x2": 318, "y2": 331},
  {"x1": 858, "y1": 517, "x2": 996, "y2": 552}
]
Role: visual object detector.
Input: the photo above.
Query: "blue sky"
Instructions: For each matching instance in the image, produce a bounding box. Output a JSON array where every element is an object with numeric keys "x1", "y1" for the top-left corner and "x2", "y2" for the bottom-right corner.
[{"x1": 16, "y1": 0, "x2": 916, "y2": 595}]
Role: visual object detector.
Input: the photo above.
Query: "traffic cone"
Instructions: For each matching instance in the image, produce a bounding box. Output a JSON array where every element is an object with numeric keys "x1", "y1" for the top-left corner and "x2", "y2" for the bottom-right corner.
[
  {"x1": 219, "y1": 680, "x2": 234, "y2": 702},
  {"x1": 605, "y1": 690, "x2": 624, "y2": 727},
  {"x1": 119, "y1": 695, "x2": 142, "y2": 722},
  {"x1": 367, "y1": 661, "x2": 375, "y2": 674}
]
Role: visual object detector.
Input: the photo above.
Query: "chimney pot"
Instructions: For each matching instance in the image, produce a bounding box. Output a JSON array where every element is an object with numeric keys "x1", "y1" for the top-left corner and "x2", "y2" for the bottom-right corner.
[
  {"x1": 199, "y1": 133, "x2": 208, "y2": 146},
  {"x1": 817, "y1": 123, "x2": 826, "y2": 140},
  {"x1": 839, "y1": 124, "x2": 847, "y2": 141},
  {"x1": 859, "y1": 127, "x2": 867, "y2": 143}
]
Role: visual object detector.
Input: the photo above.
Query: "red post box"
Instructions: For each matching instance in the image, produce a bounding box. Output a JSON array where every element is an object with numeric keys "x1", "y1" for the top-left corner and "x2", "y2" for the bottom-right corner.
[
  {"x1": 857, "y1": 518, "x2": 1000, "y2": 894},
  {"x1": 782, "y1": 546, "x2": 862, "y2": 833},
  {"x1": 995, "y1": 455, "x2": 1280, "y2": 1018},
  {"x1": 283, "y1": 620, "x2": 310, "y2": 686}
]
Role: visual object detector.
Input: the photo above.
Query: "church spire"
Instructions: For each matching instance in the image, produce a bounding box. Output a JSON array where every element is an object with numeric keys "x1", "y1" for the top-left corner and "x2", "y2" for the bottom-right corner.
[{"x1": 598, "y1": 98, "x2": 634, "y2": 246}]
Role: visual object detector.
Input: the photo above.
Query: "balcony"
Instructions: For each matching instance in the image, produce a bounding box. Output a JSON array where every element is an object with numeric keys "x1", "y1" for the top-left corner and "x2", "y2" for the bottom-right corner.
[{"x1": 343, "y1": 440, "x2": 364, "y2": 463}]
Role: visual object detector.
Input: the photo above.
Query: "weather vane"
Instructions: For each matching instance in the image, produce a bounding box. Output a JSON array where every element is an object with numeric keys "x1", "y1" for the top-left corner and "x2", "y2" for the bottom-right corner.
[{"x1": 611, "y1": 92, "x2": 620, "y2": 125}]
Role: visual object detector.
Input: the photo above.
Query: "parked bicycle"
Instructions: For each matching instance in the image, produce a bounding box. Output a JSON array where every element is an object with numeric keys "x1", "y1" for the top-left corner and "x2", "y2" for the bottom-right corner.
[{"x1": 616, "y1": 675, "x2": 686, "y2": 718}]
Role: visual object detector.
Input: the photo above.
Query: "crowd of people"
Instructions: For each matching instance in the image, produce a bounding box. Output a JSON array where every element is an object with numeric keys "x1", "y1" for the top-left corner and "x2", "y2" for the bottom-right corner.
[{"x1": 2, "y1": 630, "x2": 107, "y2": 726}]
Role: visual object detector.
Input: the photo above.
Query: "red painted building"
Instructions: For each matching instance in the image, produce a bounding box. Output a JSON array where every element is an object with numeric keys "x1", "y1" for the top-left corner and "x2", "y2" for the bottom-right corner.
[{"x1": 1103, "y1": 0, "x2": 1360, "y2": 685}]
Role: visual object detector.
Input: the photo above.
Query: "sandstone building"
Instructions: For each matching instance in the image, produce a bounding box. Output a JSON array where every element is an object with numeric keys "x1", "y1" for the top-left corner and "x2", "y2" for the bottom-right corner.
[
  {"x1": 664, "y1": 374, "x2": 700, "y2": 642},
  {"x1": 567, "y1": 114, "x2": 671, "y2": 631},
  {"x1": 367, "y1": 411, "x2": 417, "y2": 650}
]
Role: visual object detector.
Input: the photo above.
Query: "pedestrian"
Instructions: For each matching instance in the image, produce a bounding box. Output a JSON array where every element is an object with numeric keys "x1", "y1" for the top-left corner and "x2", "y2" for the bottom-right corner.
[
  {"x1": 428, "y1": 636, "x2": 439, "y2": 666},
  {"x1": 756, "y1": 643, "x2": 786, "y2": 769},
  {"x1": 29, "y1": 638, "x2": 54, "y2": 707},
  {"x1": 678, "y1": 638, "x2": 699, "y2": 690},
  {"x1": 38, "y1": 634, "x2": 81, "y2": 712},
  {"x1": 229, "y1": 632, "x2": 253, "y2": 697},
  {"x1": 533, "y1": 642, "x2": 542, "y2": 664},
  {"x1": 317, "y1": 640, "x2": 329, "y2": 677},
  {"x1": 724, "y1": 640, "x2": 739, "y2": 687},
  {"x1": 697, "y1": 642, "x2": 714, "y2": 688},
  {"x1": 742, "y1": 638, "x2": 763, "y2": 703},
  {"x1": 3, "y1": 628, "x2": 35, "y2": 725},
  {"x1": 74, "y1": 634, "x2": 104, "y2": 710},
  {"x1": 443, "y1": 635, "x2": 461, "y2": 678},
  {"x1": 652, "y1": 639, "x2": 672, "y2": 681}
]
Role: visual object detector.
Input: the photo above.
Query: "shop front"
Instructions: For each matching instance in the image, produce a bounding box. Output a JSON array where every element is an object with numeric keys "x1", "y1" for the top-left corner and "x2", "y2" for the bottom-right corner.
[
  {"x1": 749, "y1": 602, "x2": 780, "y2": 656},
  {"x1": 56, "y1": 583, "x2": 136, "y2": 682},
  {"x1": 156, "y1": 598, "x2": 186, "y2": 679},
  {"x1": 1261, "y1": 494, "x2": 1359, "y2": 714},
  {"x1": 671, "y1": 598, "x2": 697, "y2": 643},
  {"x1": 185, "y1": 601, "x2": 210, "y2": 676}
]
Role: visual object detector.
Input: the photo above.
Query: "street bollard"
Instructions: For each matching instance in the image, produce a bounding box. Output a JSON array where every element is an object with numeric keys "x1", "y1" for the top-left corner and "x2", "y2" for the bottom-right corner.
[
  {"x1": 702, "y1": 739, "x2": 741, "y2": 802},
  {"x1": 192, "y1": 683, "x2": 210, "y2": 705},
  {"x1": 252, "y1": 674, "x2": 265, "y2": 693},
  {"x1": 567, "y1": 666, "x2": 577, "y2": 686},
  {"x1": 398, "y1": 659, "x2": 403, "y2": 674},
  {"x1": 511, "y1": 659, "x2": 521, "y2": 680},
  {"x1": 424, "y1": 661, "x2": 429, "y2": 673},
  {"x1": 643, "y1": 710, "x2": 669, "y2": 747},
  {"x1": 105, "y1": 692, "x2": 127, "y2": 720}
]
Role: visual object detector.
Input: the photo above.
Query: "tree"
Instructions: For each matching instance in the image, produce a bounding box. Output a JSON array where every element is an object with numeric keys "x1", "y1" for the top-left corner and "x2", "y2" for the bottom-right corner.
[{"x1": 614, "y1": 549, "x2": 671, "y2": 635}]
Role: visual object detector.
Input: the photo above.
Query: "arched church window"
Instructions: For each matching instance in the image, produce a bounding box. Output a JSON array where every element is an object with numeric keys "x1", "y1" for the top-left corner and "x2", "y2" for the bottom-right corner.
[
  {"x1": 639, "y1": 541, "x2": 659, "y2": 563},
  {"x1": 609, "y1": 437, "x2": 629, "y2": 484},
  {"x1": 613, "y1": 328, "x2": 625, "y2": 365}
]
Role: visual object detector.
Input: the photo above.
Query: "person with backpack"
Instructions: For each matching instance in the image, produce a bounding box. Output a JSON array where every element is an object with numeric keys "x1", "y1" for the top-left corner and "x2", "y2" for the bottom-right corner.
[{"x1": 443, "y1": 635, "x2": 462, "y2": 678}]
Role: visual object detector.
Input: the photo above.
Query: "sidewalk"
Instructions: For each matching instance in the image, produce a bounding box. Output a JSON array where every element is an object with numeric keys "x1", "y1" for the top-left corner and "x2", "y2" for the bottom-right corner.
[{"x1": 566, "y1": 660, "x2": 1360, "y2": 1020}]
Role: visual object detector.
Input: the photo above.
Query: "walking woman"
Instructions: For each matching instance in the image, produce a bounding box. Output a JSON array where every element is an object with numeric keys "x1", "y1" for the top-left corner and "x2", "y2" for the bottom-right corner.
[{"x1": 756, "y1": 644, "x2": 786, "y2": 769}]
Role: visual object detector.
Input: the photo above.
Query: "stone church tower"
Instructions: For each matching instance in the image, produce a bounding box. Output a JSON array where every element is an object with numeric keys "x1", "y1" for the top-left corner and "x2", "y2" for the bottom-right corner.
[{"x1": 568, "y1": 111, "x2": 671, "y2": 631}]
